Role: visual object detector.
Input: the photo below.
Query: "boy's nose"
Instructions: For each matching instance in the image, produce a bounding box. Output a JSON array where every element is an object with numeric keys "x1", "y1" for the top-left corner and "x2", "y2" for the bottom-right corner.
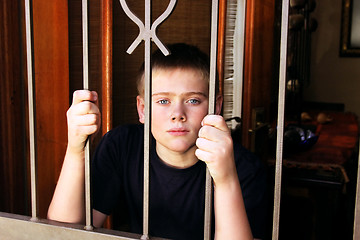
[
  {"x1": 171, "y1": 105, "x2": 186, "y2": 122},
  {"x1": 171, "y1": 115, "x2": 186, "y2": 121}
]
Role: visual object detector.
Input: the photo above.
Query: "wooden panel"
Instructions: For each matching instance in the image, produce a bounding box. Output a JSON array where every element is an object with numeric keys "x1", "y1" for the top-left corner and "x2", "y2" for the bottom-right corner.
[
  {"x1": 101, "y1": 0, "x2": 113, "y2": 135},
  {"x1": 0, "y1": 0, "x2": 28, "y2": 215},
  {"x1": 101, "y1": 0, "x2": 113, "y2": 229},
  {"x1": 217, "y1": 0, "x2": 227, "y2": 96},
  {"x1": 242, "y1": 0, "x2": 277, "y2": 150},
  {"x1": 32, "y1": 0, "x2": 69, "y2": 218}
]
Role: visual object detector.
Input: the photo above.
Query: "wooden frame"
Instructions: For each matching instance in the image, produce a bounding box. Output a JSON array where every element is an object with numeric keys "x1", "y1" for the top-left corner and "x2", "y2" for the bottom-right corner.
[{"x1": 340, "y1": 0, "x2": 360, "y2": 56}]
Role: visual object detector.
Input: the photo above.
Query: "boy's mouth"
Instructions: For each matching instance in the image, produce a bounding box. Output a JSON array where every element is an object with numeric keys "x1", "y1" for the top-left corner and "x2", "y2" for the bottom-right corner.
[{"x1": 167, "y1": 128, "x2": 189, "y2": 136}]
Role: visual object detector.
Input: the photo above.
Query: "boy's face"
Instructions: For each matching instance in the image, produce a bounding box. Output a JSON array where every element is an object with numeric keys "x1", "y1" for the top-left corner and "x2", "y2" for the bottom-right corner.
[{"x1": 137, "y1": 68, "x2": 222, "y2": 157}]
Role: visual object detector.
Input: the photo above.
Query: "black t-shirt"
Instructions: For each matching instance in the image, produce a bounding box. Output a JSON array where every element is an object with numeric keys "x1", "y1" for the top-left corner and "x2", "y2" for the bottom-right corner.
[{"x1": 92, "y1": 124, "x2": 267, "y2": 239}]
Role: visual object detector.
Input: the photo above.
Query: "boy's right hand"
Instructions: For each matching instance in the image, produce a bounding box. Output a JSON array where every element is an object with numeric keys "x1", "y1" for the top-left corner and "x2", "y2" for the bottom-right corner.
[{"x1": 66, "y1": 90, "x2": 101, "y2": 154}]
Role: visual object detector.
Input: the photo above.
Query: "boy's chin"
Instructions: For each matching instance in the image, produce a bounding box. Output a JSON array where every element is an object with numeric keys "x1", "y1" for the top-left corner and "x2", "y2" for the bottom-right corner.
[{"x1": 157, "y1": 141, "x2": 196, "y2": 154}]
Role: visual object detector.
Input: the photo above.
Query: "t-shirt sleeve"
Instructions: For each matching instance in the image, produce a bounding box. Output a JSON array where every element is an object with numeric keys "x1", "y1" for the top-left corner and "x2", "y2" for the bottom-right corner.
[
  {"x1": 235, "y1": 145, "x2": 268, "y2": 239},
  {"x1": 92, "y1": 130, "x2": 122, "y2": 215}
]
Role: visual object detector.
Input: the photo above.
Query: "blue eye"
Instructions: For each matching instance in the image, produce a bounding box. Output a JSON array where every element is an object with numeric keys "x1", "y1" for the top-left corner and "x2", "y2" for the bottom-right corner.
[
  {"x1": 157, "y1": 99, "x2": 169, "y2": 105},
  {"x1": 187, "y1": 99, "x2": 200, "y2": 104}
]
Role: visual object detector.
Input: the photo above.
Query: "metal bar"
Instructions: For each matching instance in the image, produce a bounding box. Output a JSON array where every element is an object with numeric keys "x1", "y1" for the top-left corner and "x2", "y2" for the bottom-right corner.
[
  {"x1": 82, "y1": 0, "x2": 93, "y2": 231},
  {"x1": 24, "y1": 0, "x2": 39, "y2": 221},
  {"x1": 272, "y1": 0, "x2": 290, "y2": 239},
  {"x1": 353, "y1": 141, "x2": 360, "y2": 240},
  {"x1": 82, "y1": 0, "x2": 89, "y2": 90},
  {"x1": 204, "y1": 1, "x2": 219, "y2": 239},
  {"x1": 142, "y1": 1, "x2": 151, "y2": 238}
]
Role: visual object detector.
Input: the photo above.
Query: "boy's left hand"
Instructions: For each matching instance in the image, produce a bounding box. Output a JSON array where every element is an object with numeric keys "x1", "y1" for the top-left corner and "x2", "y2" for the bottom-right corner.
[{"x1": 195, "y1": 115, "x2": 238, "y2": 187}]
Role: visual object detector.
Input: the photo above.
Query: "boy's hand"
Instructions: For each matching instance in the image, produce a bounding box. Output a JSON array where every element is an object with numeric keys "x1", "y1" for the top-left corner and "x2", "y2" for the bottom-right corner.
[
  {"x1": 195, "y1": 115, "x2": 238, "y2": 187},
  {"x1": 67, "y1": 90, "x2": 101, "y2": 154}
]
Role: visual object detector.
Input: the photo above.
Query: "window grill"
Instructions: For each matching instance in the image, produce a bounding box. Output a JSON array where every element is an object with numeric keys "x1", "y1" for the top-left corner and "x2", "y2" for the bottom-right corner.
[{"x1": 1, "y1": 0, "x2": 359, "y2": 239}]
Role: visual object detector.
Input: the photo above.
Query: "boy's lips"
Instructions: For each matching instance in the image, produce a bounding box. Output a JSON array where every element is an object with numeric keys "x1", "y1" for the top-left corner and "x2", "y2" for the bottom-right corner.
[{"x1": 167, "y1": 128, "x2": 189, "y2": 136}]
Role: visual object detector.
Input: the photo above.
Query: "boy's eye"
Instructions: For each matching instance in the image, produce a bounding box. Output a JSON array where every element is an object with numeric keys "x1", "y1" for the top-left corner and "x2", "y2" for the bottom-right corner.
[
  {"x1": 157, "y1": 99, "x2": 169, "y2": 105},
  {"x1": 187, "y1": 98, "x2": 200, "y2": 105}
]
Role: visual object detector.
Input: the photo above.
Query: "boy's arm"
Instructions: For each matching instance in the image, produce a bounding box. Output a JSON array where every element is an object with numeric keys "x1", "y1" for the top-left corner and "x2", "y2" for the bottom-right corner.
[
  {"x1": 195, "y1": 115, "x2": 253, "y2": 240},
  {"x1": 47, "y1": 90, "x2": 105, "y2": 227},
  {"x1": 47, "y1": 147, "x2": 86, "y2": 223}
]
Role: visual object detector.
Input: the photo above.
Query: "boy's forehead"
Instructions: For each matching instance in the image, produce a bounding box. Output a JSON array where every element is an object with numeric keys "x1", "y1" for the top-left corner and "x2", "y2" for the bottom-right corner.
[
  {"x1": 152, "y1": 67, "x2": 208, "y2": 87},
  {"x1": 137, "y1": 67, "x2": 210, "y2": 97},
  {"x1": 152, "y1": 71, "x2": 209, "y2": 96}
]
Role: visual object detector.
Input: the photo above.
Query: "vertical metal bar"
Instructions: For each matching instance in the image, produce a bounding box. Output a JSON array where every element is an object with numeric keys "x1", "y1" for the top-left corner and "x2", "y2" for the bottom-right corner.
[
  {"x1": 82, "y1": 0, "x2": 93, "y2": 231},
  {"x1": 24, "y1": 0, "x2": 38, "y2": 221},
  {"x1": 272, "y1": 0, "x2": 290, "y2": 239},
  {"x1": 204, "y1": 1, "x2": 219, "y2": 239},
  {"x1": 353, "y1": 142, "x2": 360, "y2": 240},
  {"x1": 142, "y1": 1, "x2": 151, "y2": 239}
]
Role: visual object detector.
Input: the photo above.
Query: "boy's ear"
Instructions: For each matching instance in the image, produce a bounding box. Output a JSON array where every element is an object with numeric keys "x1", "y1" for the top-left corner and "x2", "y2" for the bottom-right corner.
[
  {"x1": 136, "y1": 95, "x2": 145, "y2": 124},
  {"x1": 215, "y1": 94, "x2": 223, "y2": 115}
]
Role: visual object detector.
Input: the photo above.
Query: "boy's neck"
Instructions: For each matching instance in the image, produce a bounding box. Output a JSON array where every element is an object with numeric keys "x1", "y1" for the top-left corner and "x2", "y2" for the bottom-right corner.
[{"x1": 155, "y1": 144, "x2": 199, "y2": 169}]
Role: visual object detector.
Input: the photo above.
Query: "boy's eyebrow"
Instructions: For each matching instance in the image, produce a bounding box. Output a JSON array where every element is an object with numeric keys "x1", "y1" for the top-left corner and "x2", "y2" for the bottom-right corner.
[{"x1": 152, "y1": 92, "x2": 208, "y2": 98}]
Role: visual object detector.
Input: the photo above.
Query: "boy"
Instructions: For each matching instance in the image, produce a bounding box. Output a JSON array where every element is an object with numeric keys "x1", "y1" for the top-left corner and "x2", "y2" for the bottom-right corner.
[{"x1": 48, "y1": 43, "x2": 266, "y2": 239}]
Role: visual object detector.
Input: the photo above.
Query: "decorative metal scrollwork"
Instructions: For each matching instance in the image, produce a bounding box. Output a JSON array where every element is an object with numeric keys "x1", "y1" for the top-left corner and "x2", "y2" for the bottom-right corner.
[{"x1": 119, "y1": 0, "x2": 177, "y2": 56}]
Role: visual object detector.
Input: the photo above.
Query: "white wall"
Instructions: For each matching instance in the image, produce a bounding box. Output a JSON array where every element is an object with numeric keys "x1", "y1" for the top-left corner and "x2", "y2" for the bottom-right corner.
[{"x1": 303, "y1": 0, "x2": 360, "y2": 119}]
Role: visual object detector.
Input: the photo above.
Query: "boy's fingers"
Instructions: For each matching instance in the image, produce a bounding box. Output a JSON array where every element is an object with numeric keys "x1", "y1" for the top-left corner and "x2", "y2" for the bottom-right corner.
[
  {"x1": 195, "y1": 148, "x2": 212, "y2": 164},
  {"x1": 91, "y1": 91, "x2": 99, "y2": 105},
  {"x1": 201, "y1": 115, "x2": 229, "y2": 133},
  {"x1": 198, "y1": 120, "x2": 229, "y2": 142},
  {"x1": 72, "y1": 90, "x2": 98, "y2": 105},
  {"x1": 77, "y1": 125, "x2": 99, "y2": 137},
  {"x1": 196, "y1": 137, "x2": 217, "y2": 153},
  {"x1": 71, "y1": 100, "x2": 100, "y2": 115},
  {"x1": 74, "y1": 113, "x2": 99, "y2": 126},
  {"x1": 198, "y1": 125, "x2": 216, "y2": 140}
]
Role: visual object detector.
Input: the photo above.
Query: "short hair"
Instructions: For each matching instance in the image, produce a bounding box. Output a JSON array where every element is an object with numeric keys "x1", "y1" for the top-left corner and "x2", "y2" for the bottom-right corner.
[{"x1": 136, "y1": 43, "x2": 219, "y2": 96}]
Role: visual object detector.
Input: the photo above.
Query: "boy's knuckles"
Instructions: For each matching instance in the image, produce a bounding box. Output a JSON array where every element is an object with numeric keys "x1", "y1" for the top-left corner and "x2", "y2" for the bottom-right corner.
[
  {"x1": 195, "y1": 149, "x2": 210, "y2": 162},
  {"x1": 84, "y1": 114, "x2": 97, "y2": 125},
  {"x1": 199, "y1": 125, "x2": 212, "y2": 137},
  {"x1": 204, "y1": 115, "x2": 224, "y2": 125},
  {"x1": 80, "y1": 101, "x2": 92, "y2": 110},
  {"x1": 73, "y1": 91, "x2": 84, "y2": 104},
  {"x1": 77, "y1": 125, "x2": 96, "y2": 136},
  {"x1": 87, "y1": 125, "x2": 98, "y2": 134},
  {"x1": 195, "y1": 137, "x2": 207, "y2": 148},
  {"x1": 213, "y1": 115, "x2": 224, "y2": 123},
  {"x1": 72, "y1": 90, "x2": 80, "y2": 100}
]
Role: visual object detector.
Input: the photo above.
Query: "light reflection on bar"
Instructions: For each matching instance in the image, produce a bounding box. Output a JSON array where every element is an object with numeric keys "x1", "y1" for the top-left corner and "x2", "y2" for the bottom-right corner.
[
  {"x1": 25, "y1": 0, "x2": 39, "y2": 222},
  {"x1": 272, "y1": 0, "x2": 290, "y2": 239},
  {"x1": 82, "y1": 0, "x2": 93, "y2": 231}
]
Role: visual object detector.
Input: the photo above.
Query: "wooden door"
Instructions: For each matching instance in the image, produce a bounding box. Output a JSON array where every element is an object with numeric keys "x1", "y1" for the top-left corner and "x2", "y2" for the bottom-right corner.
[
  {"x1": 242, "y1": 0, "x2": 279, "y2": 159},
  {"x1": 0, "y1": 0, "x2": 70, "y2": 218},
  {"x1": 0, "y1": 0, "x2": 28, "y2": 216},
  {"x1": 32, "y1": 0, "x2": 70, "y2": 218}
]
